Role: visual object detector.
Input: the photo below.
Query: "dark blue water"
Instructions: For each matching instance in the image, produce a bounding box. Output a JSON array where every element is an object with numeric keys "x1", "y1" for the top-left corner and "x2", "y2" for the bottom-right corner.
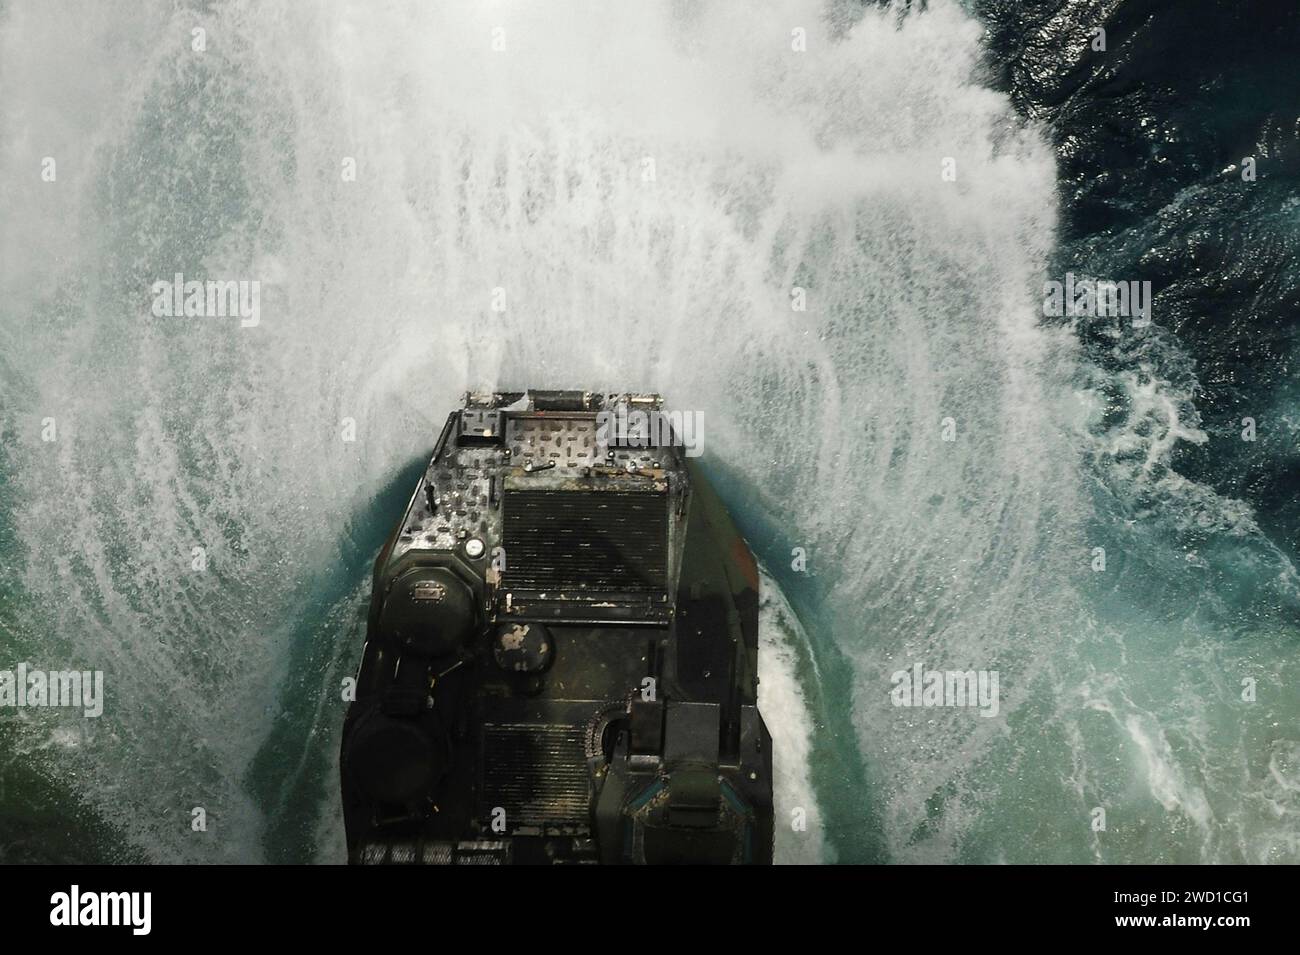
[{"x1": 981, "y1": 0, "x2": 1300, "y2": 552}]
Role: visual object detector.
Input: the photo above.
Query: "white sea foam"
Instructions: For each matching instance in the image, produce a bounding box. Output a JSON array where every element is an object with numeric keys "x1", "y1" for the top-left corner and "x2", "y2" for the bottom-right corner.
[
  {"x1": 0, "y1": 0, "x2": 1070, "y2": 863},
  {"x1": 757, "y1": 566, "x2": 831, "y2": 864}
]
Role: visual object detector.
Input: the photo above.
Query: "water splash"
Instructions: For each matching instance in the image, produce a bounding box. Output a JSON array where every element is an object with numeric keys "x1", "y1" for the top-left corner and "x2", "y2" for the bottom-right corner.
[{"x1": 2, "y1": 0, "x2": 1295, "y2": 864}]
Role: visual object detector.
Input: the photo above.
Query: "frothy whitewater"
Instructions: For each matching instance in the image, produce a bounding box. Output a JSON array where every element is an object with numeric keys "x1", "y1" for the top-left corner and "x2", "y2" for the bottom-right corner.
[{"x1": 1, "y1": 0, "x2": 1296, "y2": 864}]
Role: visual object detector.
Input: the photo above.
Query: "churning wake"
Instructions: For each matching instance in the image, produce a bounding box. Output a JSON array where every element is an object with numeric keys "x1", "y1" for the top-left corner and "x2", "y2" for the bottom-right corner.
[{"x1": 1, "y1": 0, "x2": 1296, "y2": 864}]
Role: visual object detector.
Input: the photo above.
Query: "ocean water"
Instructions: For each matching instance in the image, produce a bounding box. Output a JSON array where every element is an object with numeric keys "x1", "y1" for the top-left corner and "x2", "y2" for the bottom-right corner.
[{"x1": 0, "y1": 0, "x2": 1296, "y2": 864}]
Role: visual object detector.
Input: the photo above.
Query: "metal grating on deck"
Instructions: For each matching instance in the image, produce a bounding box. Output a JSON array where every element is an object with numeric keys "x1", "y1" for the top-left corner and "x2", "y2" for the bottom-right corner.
[
  {"x1": 502, "y1": 489, "x2": 668, "y2": 594},
  {"x1": 480, "y1": 722, "x2": 591, "y2": 828}
]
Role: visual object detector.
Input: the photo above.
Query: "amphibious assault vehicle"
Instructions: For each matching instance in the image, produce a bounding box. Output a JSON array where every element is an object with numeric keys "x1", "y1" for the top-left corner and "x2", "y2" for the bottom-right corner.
[{"x1": 340, "y1": 390, "x2": 773, "y2": 864}]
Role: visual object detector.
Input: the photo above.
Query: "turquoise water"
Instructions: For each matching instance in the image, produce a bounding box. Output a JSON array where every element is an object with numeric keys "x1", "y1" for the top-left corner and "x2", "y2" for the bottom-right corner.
[{"x1": 1, "y1": 0, "x2": 1296, "y2": 864}]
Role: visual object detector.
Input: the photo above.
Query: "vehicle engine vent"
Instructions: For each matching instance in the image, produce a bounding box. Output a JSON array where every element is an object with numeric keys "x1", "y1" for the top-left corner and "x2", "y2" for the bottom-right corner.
[
  {"x1": 502, "y1": 489, "x2": 668, "y2": 595},
  {"x1": 480, "y1": 722, "x2": 590, "y2": 827}
]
